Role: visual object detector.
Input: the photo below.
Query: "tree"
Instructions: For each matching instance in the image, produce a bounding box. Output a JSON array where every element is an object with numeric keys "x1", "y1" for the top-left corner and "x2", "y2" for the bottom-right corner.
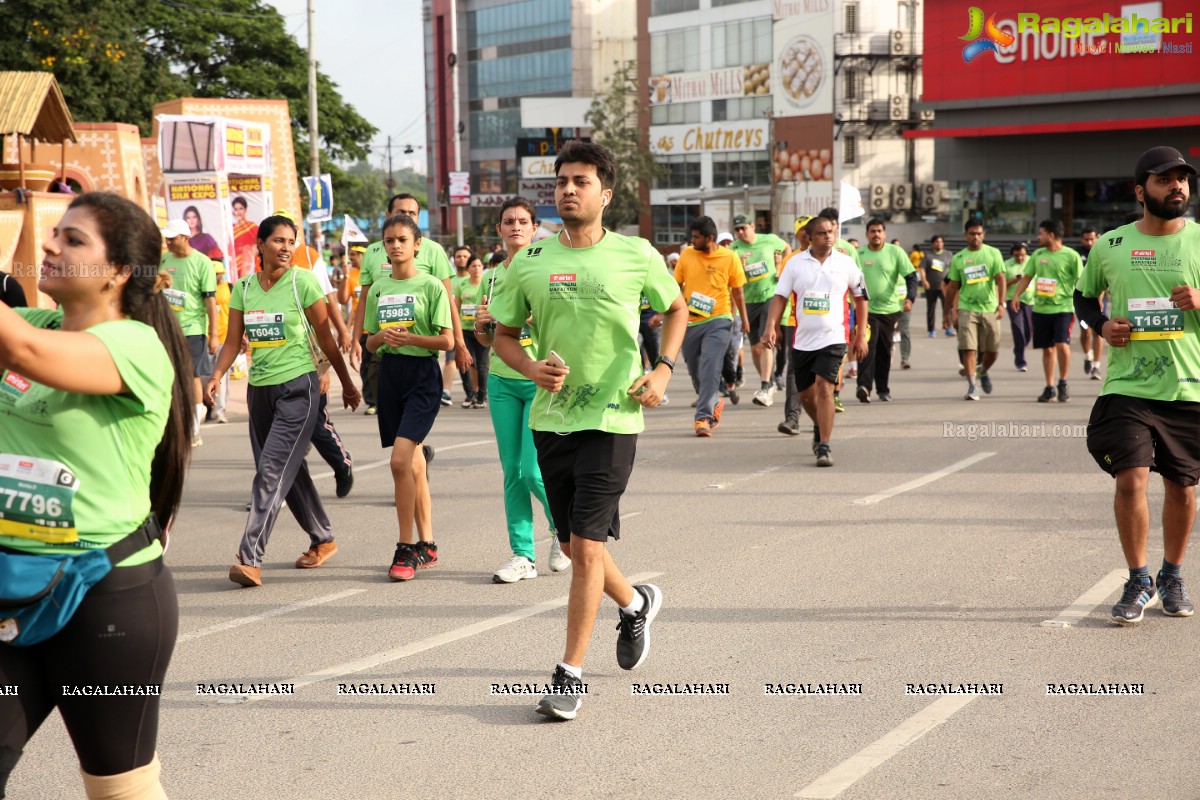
[
  {"x1": 0, "y1": 0, "x2": 376, "y2": 200},
  {"x1": 585, "y1": 60, "x2": 665, "y2": 232}
]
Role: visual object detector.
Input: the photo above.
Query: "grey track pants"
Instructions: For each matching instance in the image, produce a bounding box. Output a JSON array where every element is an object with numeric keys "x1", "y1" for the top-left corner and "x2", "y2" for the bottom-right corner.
[{"x1": 239, "y1": 372, "x2": 333, "y2": 567}]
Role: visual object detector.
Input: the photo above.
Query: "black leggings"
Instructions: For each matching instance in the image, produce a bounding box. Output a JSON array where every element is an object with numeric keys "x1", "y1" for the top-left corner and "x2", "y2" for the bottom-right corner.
[{"x1": 0, "y1": 559, "x2": 177, "y2": 795}]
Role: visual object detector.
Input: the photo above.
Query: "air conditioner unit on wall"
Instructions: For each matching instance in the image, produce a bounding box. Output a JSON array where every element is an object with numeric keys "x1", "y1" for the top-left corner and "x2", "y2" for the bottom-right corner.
[
  {"x1": 890, "y1": 30, "x2": 910, "y2": 55},
  {"x1": 918, "y1": 183, "x2": 939, "y2": 210},
  {"x1": 892, "y1": 183, "x2": 912, "y2": 210},
  {"x1": 870, "y1": 185, "x2": 889, "y2": 211},
  {"x1": 888, "y1": 95, "x2": 908, "y2": 121},
  {"x1": 919, "y1": 108, "x2": 935, "y2": 121}
]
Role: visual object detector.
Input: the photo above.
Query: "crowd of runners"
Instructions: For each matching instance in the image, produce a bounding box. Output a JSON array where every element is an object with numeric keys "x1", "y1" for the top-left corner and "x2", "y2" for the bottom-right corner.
[{"x1": 0, "y1": 142, "x2": 1196, "y2": 796}]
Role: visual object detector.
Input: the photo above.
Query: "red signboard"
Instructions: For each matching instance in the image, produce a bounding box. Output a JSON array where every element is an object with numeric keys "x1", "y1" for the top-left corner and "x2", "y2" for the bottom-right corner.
[{"x1": 923, "y1": 0, "x2": 1200, "y2": 103}]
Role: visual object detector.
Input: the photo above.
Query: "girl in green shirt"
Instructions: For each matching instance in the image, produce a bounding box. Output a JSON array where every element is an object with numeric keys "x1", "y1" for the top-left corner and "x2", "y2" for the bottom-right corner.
[
  {"x1": 456, "y1": 254, "x2": 490, "y2": 408},
  {"x1": 0, "y1": 192, "x2": 193, "y2": 798},
  {"x1": 473, "y1": 198, "x2": 568, "y2": 583},
  {"x1": 363, "y1": 215, "x2": 454, "y2": 582}
]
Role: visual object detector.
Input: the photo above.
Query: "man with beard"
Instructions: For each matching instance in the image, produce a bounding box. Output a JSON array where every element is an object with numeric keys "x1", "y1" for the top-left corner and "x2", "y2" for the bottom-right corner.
[
  {"x1": 1077, "y1": 227, "x2": 1106, "y2": 379},
  {"x1": 1075, "y1": 145, "x2": 1200, "y2": 624}
]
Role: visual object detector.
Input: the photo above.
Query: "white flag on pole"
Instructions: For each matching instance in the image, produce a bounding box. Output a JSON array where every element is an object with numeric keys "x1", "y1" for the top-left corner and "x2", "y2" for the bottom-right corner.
[
  {"x1": 341, "y1": 214, "x2": 369, "y2": 251},
  {"x1": 839, "y1": 181, "x2": 865, "y2": 224}
]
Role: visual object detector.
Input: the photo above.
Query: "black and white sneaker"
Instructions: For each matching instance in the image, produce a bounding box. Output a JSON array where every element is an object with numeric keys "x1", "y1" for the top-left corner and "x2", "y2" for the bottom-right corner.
[
  {"x1": 616, "y1": 584, "x2": 662, "y2": 670},
  {"x1": 777, "y1": 418, "x2": 800, "y2": 436},
  {"x1": 535, "y1": 665, "x2": 584, "y2": 721},
  {"x1": 1111, "y1": 578, "x2": 1158, "y2": 624},
  {"x1": 1157, "y1": 572, "x2": 1194, "y2": 617},
  {"x1": 335, "y1": 466, "x2": 354, "y2": 498},
  {"x1": 815, "y1": 444, "x2": 833, "y2": 467},
  {"x1": 1037, "y1": 386, "x2": 1056, "y2": 403}
]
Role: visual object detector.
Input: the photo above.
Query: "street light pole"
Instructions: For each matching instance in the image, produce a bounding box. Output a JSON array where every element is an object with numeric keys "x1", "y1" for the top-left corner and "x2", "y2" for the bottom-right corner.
[{"x1": 307, "y1": 0, "x2": 321, "y2": 249}]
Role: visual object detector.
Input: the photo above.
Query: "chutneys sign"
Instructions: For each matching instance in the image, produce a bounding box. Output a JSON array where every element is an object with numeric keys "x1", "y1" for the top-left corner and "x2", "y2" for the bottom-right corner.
[{"x1": 649, "y1": 121, "x2": 769, "y2": 155}]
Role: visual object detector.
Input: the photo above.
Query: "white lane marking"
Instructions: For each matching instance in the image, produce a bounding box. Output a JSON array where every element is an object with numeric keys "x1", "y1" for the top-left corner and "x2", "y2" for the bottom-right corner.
[
  {"x1": 310, "y1": 439, "x2": 493, "y2": 480},
  {"x1": 707, "y1": 463, "x2": 785, "y2": 490},
  {"x1": 242, "y1": 571, "x2": 663, "y2": 702},
  {"x1": 1040, "y1": 568, "x2": 1126, "y2": 628},
  {"x1": 620, "y1": 511, "x2": 642, "y2": 521},
  {"x1": 795, "y1": 695, "x2": 977, "y2": 799},
  {"x1": 177, "y1": 589, "x2": 367, "y2": 644},
  {"x1": 852, "y1": 452, "x2": 995, "y2": 505}
]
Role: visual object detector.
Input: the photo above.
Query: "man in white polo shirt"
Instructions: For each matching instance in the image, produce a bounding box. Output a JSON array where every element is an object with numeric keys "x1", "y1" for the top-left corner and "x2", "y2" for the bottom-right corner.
[{"x1": 763, "y1": 216, "x2": 868, "y2": 467}]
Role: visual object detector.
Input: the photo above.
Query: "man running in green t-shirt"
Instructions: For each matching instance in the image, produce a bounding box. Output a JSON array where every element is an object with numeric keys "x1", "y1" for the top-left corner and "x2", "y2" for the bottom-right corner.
[
  {"x1": 1076, "y1": 145, "x2": 1200, "y2": 624},
  {"x1": 729, "y1": 213, "x2": 791, "y2": 407},
  {"x1": 490, "y1": 141, "x2": 687, "y2": 720},
  {"x1": 945, "y1": 218, "x2": 1006, "y2": 400},
  {"x1": 1010, "y1": 219, "x2": 1084, "y2": 402},
  {"x1": 856, "y1": 218, "x2": 917, "y2": 403}
]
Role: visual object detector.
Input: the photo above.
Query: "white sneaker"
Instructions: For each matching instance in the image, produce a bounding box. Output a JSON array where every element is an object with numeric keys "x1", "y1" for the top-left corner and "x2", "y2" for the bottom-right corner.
[
  {"x1": 493, "y1": 555, "x2": 537, "y2": 584},
  {"x1": 548, "y1": 537, "x2": 571, "y2": 572},
  {"x1": 752, "y1": 386, "x2": 775, "y2": 407}
]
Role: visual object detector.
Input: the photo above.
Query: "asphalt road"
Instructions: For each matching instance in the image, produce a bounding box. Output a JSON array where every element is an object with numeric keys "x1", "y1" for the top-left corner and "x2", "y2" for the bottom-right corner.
[{"x1": 11, "y1": 329, "x2": 1200, "y2": 799}]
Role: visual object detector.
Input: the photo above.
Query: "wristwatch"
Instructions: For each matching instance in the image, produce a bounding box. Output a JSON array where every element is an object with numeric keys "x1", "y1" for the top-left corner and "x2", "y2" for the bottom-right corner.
[{"x1": 654, "y1": 354, "x2": 676, "y2": 372}]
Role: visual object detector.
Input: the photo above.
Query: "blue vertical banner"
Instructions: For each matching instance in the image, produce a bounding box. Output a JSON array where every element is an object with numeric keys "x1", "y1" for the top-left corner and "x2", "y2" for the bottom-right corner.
[{"x1": 303, "y1": 174, "x2": 334, "y2": 222}]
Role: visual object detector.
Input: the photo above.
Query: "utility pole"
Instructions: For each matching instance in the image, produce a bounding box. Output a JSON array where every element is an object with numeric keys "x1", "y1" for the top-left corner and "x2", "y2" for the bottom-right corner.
[
  {"x1": 386, "y1": 135, "x2": 395, "y2": 190},
  {"x1": 307, "y1": 0, "x2": 321, "y2": 249},
  {"x1": 449, "y1": 0, "x2": 463, "y2": 247}
]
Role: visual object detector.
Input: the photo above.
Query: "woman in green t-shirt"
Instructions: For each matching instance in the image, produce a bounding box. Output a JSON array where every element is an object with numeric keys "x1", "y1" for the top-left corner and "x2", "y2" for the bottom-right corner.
[
  {"x1": 207, "y1": 216, "x2": 361, "y2": 588},
  {"x1": 0, "y1": 192, "x2": 192, "y2": 798},
  {"x1": 473, "y1": 197, "x2": 568, "y2": 584},
  {"x1": 363, "y1": 215, "x2": 454, "y2": 582},
  {"x1": 456, "y1": 254, "x2": 490, "y2": 408}
]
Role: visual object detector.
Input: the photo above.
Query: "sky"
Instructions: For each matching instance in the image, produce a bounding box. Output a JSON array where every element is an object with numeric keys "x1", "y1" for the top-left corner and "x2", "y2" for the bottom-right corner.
[{"x1": 266, "y1": 0, "x2": 429, "y2": 174}]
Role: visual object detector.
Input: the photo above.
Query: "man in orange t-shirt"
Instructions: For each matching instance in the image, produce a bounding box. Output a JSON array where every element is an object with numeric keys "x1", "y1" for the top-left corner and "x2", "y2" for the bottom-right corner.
[{"x1": 674, "y1": 215, "x2": 749, "y2": 437}]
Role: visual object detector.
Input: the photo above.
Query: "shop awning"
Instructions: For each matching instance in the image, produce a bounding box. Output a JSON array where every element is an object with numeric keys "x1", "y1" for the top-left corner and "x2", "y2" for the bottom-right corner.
[
  {"x1": 0, "y1": 72, "x2": 77, "y2": 143},
  {"x1": 904, "y1": 115, "x2": 1200, "y2": 140}
]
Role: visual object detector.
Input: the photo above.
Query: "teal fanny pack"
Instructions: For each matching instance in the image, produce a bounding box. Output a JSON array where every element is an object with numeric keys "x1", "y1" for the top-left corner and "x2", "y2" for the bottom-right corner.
[{"x1": 0, "y1": 517, "x2": 160, "y2": 646}]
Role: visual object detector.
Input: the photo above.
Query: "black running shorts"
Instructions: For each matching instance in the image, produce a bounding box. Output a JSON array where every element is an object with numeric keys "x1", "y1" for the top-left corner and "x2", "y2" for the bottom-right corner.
[
  {"x1": 1087, "y1": 393, "x2": 1200, "y2": 486},
  {"x1": 533, "y1": 429, "x2": 637, "y2": 543},
  {"x1": 792, "y1": 343, "x2": 848, "y2": 392}
]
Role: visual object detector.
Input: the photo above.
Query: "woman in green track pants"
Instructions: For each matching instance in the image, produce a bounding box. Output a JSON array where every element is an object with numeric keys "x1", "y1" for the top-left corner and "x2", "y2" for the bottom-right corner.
[{"x1": 473, "y1": 197, "x2": 571, "y2": 583}]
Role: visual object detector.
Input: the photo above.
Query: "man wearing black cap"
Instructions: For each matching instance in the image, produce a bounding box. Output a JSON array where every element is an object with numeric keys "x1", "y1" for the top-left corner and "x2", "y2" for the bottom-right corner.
[{"x1": 1075, "y1": 145, "x2": 1200, "y2": 625}]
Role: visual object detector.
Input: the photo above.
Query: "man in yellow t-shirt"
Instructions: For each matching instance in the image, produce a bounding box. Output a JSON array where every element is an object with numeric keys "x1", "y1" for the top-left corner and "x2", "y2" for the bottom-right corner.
[
  {"x1": 674, "y1": 216, "x2": 749, "y2": 436},
  {"x1": 210, "y1": 260, "x2": 232, "y2": 423}
]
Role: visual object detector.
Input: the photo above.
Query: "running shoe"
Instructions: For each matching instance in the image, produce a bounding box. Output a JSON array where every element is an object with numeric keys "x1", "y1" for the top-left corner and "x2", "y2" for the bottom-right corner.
[
  {"x1": 493, "y1": 555, "x2": 537, "y2": 584},
  {"x1": 1090, "y1": 365, "x2": 1102, "y2": 381},
  {"x1": 296, "y1": 540, "x2": 338, "y2": 569},
  {"x1": 777, "y1": 418, "x2": 800, "y2": 436},
  {"x1": 415, "y1": 540, "x2": 439, "y2": 569},
  {"x1": 833, "y1": 394, "x2": 845, "y2": 413},
  {"x1": 846, "y1": 366, "x2": 857, "y2": 379},
  {"x1": 877, "y1": 392, "x2": 891, "y2": 402},
  {"x1": 1057, "y1": 380, "x2": 1070, "y2": 402},
  {"x1": 1016, "y1": 364, "x2": 1028, "y2": 372},
  {"x1": 856, "y1": 385, "x2": 870, "y2": 404},
  {"x1": 422, "y1": 444, "x2": 435, "y2": 465},
  {"x1": 979, "y1": 371, "x2": 993, "y2": 395},
  {"x1": 475, "y1": 399, "x2": 488, "y2": 409},
  {"x1": 735, "y1": 366, "x2": 744, "y2": 387},
  {"x1": 535, "y1": 665, "x2": 583, "y2": 721},
  {"x1": 690, "y1": 398, "x2": 698, "y2": 408},
  {"x1": 1111, "y1": 578, "x2": 1157, "y2": 624},
  {"x1": 694, "y1": 419, "x2": 712, "y2": 438},
  {"x1": 815, "y1": 444, "x2": 833, "y2": 467},
  {"x1": 616, "y1": 584, "x2": 663, "y2": 670},
  {"x1": 773, "y1": 374, "x2": 786, "y2": 391},
  {"x1": 214, "y1": 412, "x2": 228, "y2": 424},
  {"x1": 389, "y1": 543, "x2": 419, "y2": 582},
  {"x1": 335, "y1": 466, "x2": 354, "y2": 498},
  {"x1": 548, "y1": 537, "x2": 571, "y2": 572},
  {"x1": 726, "y1": 384, "x2": 740, "y2": 405},
  {"x1": 1037, "y1": 386, "x2": 1056, "y2": 403},
  {"x1": 711, "y1": 398, "x2": 725, "y2": 428},
  {"x1": 928, "y1": 330, "x2": 937, "y2": 338},
  {"x1": 752, "y1": 387, "x2": 775, "y2": 407},
  {"x1": 440, "y1": 391, "x2": 452, "y2": 407},
  {"x1": 1157, "y1": 572, "x2": 1194, "y2": 617},
  {"x1": 965, "y1": 386, "x2": 980, "y2": 401},
  {"x1": 945, "y1": 327, "x2": 955, "y2": 336},
  {"x1": 1083, "y1": 358, "x2": 1093, "y2": 376},
  {"x1": 901, "y1": 361, "x2": 911, "y2": 370},
  {"x1": 365, "y1": 405, "x2": 377, "y2": 416},
  {"x1": 462, "y1": 396, "x2": 473, "y2": 408}
]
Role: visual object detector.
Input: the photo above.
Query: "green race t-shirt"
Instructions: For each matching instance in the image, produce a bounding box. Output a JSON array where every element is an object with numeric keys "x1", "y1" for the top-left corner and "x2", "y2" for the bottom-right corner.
[
  {"x1": 835, "y1": 239, "x2": 862, "y2": 269},
  {"x1": 948, "y1": 245, "x2": 1005, "y2": 312},
  {"x1": 454, "y1": 278, "x2": 486, "y2": 328},
  {"x1": 1078, "y1": 222, "x2": 1200, "y2": 402},
  {"x1": 363, "y1": 271, "x2": 453, "y2": 357},
  {"x1": 0, "y1": 310, "x2": 171, "y2": 565},
  {"x1": 859, "y1": 243, "x2": 914, "y2": 315},
  {"x1": 1027, "y1": 246, "x2": 1084, "y2": 314},
  {"x1": 361, "y1": 240, "x2": 454, "y2": 286},
  {"x1": 231, "y1": 268, "x2": 325, "y2": 387},
  {"x1": 1004, "y1": 258, "x2": 1035, "y2": 304},
  {"x1": 489, "y1": 231, "x2": 681, "y2": 434},
  {"x1": 730, "y1": 233, "x2": 787, "y2": 304},
  {"x1": 159, "y1": 250, "x2": 216, "y2": 336},
  {"x1": 482, "y1": 265, "x2": 537, "y2": 382}
]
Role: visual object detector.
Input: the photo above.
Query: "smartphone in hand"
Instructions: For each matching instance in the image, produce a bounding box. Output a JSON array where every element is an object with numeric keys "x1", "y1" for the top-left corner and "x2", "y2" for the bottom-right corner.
[{"x1": 547, "y1": 350, "x2": 567, "y2": 369}]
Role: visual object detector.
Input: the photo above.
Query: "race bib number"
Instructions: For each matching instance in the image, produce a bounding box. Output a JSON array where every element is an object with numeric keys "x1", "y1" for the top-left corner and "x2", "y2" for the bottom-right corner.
[
  {"x1": 378, "y1": 293, "x2": 417, "y2": 329},
  {"x1": 461, "y1": 303, "x2": 477, "y2": 323},
  {"x1": 802, "y1": 291, "x2": 831, "y2": 315},
  {"x1": 963, "y1": 263, "x2": 988, "y2": 285},
  {"x1": 162, "y1": 288, "x2": 187, "y2": 312},
  {"x1": 244, "y1": 311, "x2": 287, "y2": 348},
  {"x1": 0, "y1": 454, "x2": 79, "y2": 544},
  {"x1": 744, "y1": 261, "x2": 770, "y2": 282},
  {"x1": 896, "y1": 282, "x2": 907, "y2": 298},
  {"x1": 1036, "y1": 277, "x2": 1058, "y2": 298},
  {"x1": 930, "y1": 259, "x2": 945, "y2": 273},
  {"x1": 640, "y1": 295, "x2": 651, "y2": 311},
  {"x1": 687, "y1": 291, "x2": 716, "y2": 318},
  {"x1": 519, "y1": 324, "x2": 533, "y2": 347},
  {"x1": 1128, "y1": 297, "x2": 1184, "y2": 340}
]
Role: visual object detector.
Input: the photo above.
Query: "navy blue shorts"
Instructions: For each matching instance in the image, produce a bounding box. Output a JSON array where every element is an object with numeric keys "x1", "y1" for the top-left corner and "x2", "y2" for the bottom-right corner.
[{"x1": 377, "y1": 353, "x2": 442, "y2": 446}]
